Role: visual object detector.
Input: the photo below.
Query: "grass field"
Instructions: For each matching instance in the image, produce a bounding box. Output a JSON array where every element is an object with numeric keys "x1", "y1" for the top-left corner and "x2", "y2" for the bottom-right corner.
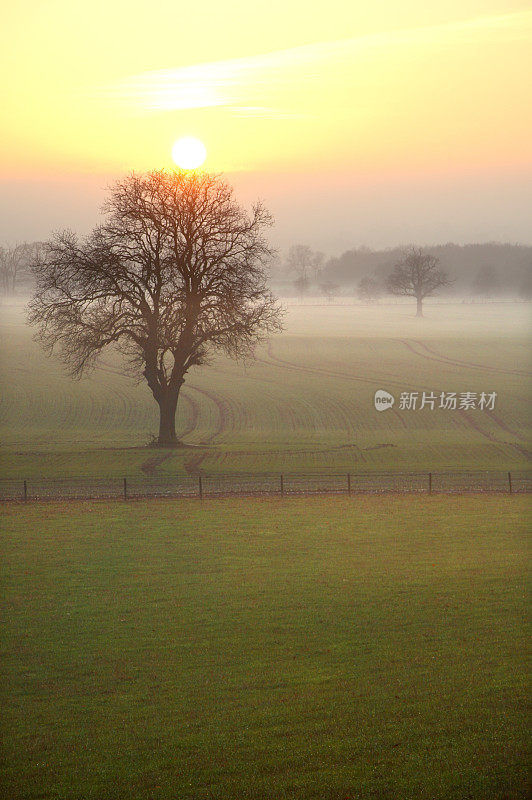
[
  {"x1": 0, "y1": 495, "x2": 529, "y2": 799},
  {"x1": 0, "y1": 300, "x2": 530, "y2": 479}
]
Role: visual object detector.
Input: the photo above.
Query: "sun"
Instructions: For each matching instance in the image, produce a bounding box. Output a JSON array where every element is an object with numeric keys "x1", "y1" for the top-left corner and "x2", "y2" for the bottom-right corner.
[{"x1": 171, "y1": 136, "x2": 207, "y2": 169}]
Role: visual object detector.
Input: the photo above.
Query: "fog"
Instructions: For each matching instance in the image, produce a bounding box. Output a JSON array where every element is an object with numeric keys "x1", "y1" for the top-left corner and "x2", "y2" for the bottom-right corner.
[
  {"x1": 2, "y1": 167, "x2": 531, "y2": 305},
  {"x1": 1, "y1": 166, "x2": 532, "y2": 254}
]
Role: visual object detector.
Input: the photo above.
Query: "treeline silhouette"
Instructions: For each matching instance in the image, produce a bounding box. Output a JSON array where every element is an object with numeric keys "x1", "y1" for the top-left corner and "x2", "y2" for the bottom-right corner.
[
  {"x1": 3, "y1": 240, "x2": 532, "y2": 300},
  {"x1": 273, "y1": 242, "x2": 532, "y2": 299}
]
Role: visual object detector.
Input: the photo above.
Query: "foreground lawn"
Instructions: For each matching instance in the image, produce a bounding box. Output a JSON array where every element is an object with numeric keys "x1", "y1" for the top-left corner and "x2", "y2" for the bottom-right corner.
[{"x1": 0, "y1": 496, "x2": 529, "y2": 799}]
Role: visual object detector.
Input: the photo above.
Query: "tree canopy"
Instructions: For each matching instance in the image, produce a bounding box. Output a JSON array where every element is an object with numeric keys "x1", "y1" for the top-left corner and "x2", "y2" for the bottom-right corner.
[{"x1": 386, "y1": 246, "x2": 452, "y2": 316}]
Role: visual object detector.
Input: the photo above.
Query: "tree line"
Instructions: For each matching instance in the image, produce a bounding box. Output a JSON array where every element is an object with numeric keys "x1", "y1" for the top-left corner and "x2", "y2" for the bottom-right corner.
[
  {"x1": 274, "y1": 242, "x2": 532, "y2": 302},
  {"x1": 5, "y1": 238, "x2": 531, "y2": 303}
]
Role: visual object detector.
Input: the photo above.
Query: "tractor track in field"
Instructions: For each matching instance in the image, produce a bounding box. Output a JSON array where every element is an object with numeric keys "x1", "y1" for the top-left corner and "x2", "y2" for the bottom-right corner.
[
  {"x1": 258, "y1": 344, "x2": 408, "y2": 431},
  {"x1": 260, "y1": 343, "x2": 410, "y2": 389},
  {"x1": 186, "y1": 443, "x2": 371, "y2": 474},
  {"x1": 457, "y1": 409, "x2": 530, "y2": 460},
  {"x1": 140, "y1": 452, "x2": 174, "y2": 475},
  {"x1": 393, "y1": 339, "x2": 530, "y2": 446},
  {"x1": 182, "y1": 378, "x2": 374, "y2": 471},
  {"x1": 180, "y1": 384, "x2": 229, "y2": 473},
  {"x1": 186, "y1": 385, "x2": 227, "y2": 443},
  {"x1": 180, "y1": 386, "x2": 370, "y2": 471},
  {"x1": 177, "y1": 391, "x2": 200, "y2": 439},
  {"x1": 90, "y1": 351, "x2": 532, "y2": 470},
  {"x1": 484, "y1": 409, "x2": 529, "y2": 444},
  {"x1": 140, "y1": 392, "x2": 202, "y2": 475},
  {"x1": 396, "y1": 338, "x2": 531, "y2": 379},
  {"x1": 260, "y1": 342, "x2": 529, "y2": 458},
  {"x1": 213, "y1": 442, "x2": 368, "y2": 461},
  {"x1": 96, "y1": 362, "x2": 221, "y2": 474}
]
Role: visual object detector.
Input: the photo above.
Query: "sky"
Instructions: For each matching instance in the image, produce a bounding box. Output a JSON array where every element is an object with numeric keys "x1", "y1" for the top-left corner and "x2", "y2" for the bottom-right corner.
[{"x1": 1, "y1": 0, "x2": 531, "y2": 253}]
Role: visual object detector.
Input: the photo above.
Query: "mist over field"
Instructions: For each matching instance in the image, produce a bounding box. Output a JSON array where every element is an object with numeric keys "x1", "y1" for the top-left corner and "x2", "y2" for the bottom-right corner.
[{"x1": 1, "y1": 296, "x2": 530, "y2": 479}]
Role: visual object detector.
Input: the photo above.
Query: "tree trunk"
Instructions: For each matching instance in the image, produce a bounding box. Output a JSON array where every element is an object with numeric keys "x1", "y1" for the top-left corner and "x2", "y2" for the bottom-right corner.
[
  {"x1": 157, "y1": 389, "x2": 180, "y2": 446},
  {"x1": 416, "y1": 297, "x2": 423, "y2": 317}
]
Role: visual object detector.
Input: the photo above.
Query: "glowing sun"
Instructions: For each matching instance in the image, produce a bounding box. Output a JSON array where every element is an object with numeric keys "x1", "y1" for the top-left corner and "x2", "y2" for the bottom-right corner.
[{"x1": 171, "y1": 136, "x2": 207, "y2": 169}]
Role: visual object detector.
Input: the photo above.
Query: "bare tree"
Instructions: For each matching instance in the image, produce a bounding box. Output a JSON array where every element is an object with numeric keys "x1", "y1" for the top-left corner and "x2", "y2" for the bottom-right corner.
[
  {"x1": 0, "y1": 248, "x2": 7, "y2": 295},
  {"x1": 319, "y1": 281, "x2": 339, "y2": 302},
  {"x1": 356, "y1": 275, "x2": 382, "y2": 303},
  {"x1": 0, "y1": 243, "x2": 38, "y2": 295},
  {"x1": 386, "y1": 246, "x2": 452, "y2": 317},
  {"x1": 293, "y1": 274, "x2": 311, "y2": 298},
  {"x1": 286, "y1": 245, "x2": 313, "y2": 280},
  {"x1": 286, "y1": 245, "x2": 312, "y2": 298},
  {"x1": 29, "y1": 170, "x2": 283, "y2": 446},
  {"x1": 286, "y1": 245, "x2": 328, "y2": 297},
  {"x1": 311, "y1": 250, "x2": 325, "y2": 283}
]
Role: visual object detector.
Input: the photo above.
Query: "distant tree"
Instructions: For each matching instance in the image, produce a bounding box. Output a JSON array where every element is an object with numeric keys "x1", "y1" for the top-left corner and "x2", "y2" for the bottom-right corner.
[
  {"x1": 287, "y1": 245, "x2": 312, "y2": 298},
  {"x1": 0, "y1": 243, "x2": 39, "y2": 295},
  {"x1": 311, "y1": 250, "x2": 325, "y2": 283},
  {"x1": 471, "y1": 264, "x2": 500, "y2": 298},
  {"x1": 286, "y1": 244, "x2": 328, "y2": 293},
  {"x1": 0, "y1": 247, "x2": 8, "y2": 294},
  {"x1": 286, "y1": 245, "x2": 313, "y2": 281},
  {"x1": 319, "y1": 281, "x2": 339, "y2": 302},
  {"x1": 518, "y1": 265, "x2": 532, "y2": 300},
  {"x1": 29, "y1": 170, "x2": 283, "y2": 447},
  {"x1": 322, "y1": 243, "x2": 532, "y2": 295},
  {"x1": 386, "y1": 246, "x2": 452, "y2": 317},
  {"x1": 356, "y1": 275, "x2": 382, "y2": 302},
  {"x1": 293, "y1": 274, "x2": 311, "y2": 298}
]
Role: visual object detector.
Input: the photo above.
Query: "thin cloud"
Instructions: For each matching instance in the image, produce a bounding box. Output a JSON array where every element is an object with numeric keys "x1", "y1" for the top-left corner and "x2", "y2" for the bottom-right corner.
[{"x1": 100, "y1": 10, "x2": 532, "y2": 117}]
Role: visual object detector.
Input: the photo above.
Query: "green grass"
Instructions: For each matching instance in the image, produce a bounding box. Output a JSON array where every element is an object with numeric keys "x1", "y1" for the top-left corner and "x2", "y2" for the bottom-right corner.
[
  {"x1": 1, "y1": 495, "x2": 529, "y2": 799},
  {"x1": 0, "y1": 301, "x2": 530, "y2": 478}
]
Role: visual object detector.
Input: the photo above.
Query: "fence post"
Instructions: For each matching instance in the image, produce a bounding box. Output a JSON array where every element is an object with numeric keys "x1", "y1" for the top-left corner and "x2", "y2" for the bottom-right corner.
[
  {"x1": 23, "y1": 480, "x2": 27, "y2": 502},
  {"x1": 428, "y1": 472, "x2": 432, "y2": 494},
  {"x1": 280, "y1": 474, "x2": 284, "y2": 496},
  {"x1": 123, "y1": 477, "x2": 127, "y2": 500},
  {"x1": 347, "y1": 473, "x2": 351, "y2": 495},
  {"x1": 199, "y1": 475, "x2": 203, "y2": 499},
  {"x1": 508, "y1": 471, "x2": 512, "y2": 494}
]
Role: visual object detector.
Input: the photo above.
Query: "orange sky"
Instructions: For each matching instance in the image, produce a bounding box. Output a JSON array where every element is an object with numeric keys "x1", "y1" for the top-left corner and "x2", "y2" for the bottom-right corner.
[{"x1": 1, "y1": 1, "x2": 531, "y2": 249}]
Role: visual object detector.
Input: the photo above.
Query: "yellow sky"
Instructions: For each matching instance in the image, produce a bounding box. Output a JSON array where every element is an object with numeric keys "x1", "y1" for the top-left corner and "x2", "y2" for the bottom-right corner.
[{"x1": 1, "y1": 1, "x2": 531, "y2": 178}]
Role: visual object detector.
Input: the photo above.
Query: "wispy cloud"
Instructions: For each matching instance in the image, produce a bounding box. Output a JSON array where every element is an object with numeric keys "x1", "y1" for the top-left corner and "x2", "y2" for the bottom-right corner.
[
  {"x1": 101, "y1": 47, "x2": 322, "y2": 116},
  {"x1": 100, "y1": 11, "x2": 532, "y2": 118}
]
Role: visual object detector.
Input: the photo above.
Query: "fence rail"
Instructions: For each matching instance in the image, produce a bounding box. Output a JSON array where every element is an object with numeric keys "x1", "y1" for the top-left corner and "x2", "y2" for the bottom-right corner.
[{"x1": 0, "y1": 471, "x2": 530, "y2": 502}]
